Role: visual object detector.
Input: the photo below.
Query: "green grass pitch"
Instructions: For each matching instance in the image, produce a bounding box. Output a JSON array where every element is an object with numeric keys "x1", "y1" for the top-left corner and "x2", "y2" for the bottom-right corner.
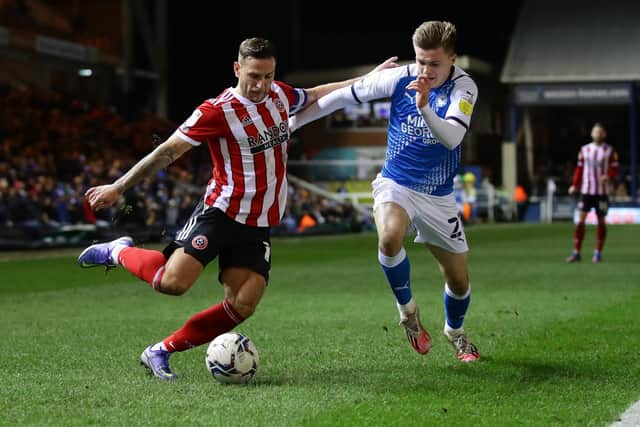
[{"x1": 1, "y1": 223, "x2": 639, "y2": 426}]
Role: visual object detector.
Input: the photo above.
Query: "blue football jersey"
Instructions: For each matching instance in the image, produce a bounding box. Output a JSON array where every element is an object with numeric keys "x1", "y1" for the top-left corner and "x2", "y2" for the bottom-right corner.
[{"x1": 351, "y1": 64, "x2": 477, "y2": 195}]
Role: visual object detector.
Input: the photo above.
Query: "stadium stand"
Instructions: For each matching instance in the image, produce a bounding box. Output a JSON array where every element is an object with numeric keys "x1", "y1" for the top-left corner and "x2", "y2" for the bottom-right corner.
[
  {"x1": 500, "y1": 0, "x2": 639, "y2": 207},
  {"x1": 0, "y1": 81, "x2": 370, "y2": 249}
]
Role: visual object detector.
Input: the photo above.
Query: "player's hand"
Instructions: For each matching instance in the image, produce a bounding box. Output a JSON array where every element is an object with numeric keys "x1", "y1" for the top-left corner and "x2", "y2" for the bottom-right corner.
[
  {"x1": 85, "y1": 184, "x2": 121, "y2": 211},
  {"x1": 601, "y1": 175, "x2": 609, "y2": 184},
  {"x1": 568, "y1": 185, "x2": 576, "y2": 195},
  {"x1": 372, "y1": 56, "x2": 400, "y2": 73},
  {"x1": 406, "y1": 75, "x2": 431, "y2": 108}
]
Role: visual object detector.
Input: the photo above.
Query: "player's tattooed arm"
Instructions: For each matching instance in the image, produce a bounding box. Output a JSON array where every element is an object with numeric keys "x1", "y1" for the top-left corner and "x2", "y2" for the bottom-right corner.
[{"x1": 113, "y1": 135, "x2": 193, "y2": 193}]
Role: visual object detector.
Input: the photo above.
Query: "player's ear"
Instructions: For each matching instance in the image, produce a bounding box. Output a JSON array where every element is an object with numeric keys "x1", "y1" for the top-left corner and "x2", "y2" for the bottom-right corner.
[
  {"x1": 450, "y1": 53, "x2": 457, "y2": 63},
  {"x1": 233, "y1": 61, "x2": 241, "y2": 78}
]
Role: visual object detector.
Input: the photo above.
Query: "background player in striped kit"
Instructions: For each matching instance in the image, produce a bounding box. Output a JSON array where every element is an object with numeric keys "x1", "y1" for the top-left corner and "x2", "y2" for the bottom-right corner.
[
  {"x1": 290, "y1": 21, "x2": 480, "y2": 362},
  {"x1": 567, "y1": 122, "x2": 619, "y2": 263},
  {"x1": 77, "y1": 37, "x2": 397, "y2": 380}
]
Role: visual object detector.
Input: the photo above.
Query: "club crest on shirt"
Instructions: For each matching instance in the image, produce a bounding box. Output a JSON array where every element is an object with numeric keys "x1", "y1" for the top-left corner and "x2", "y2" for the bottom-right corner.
[
  {"x1": 274, "y1": 99, "x2": 285, "y2": 112},
  {"x1": 191, "y1": 235, "x2": 208, "y2": 250},
  {"x1": 436, "y1": 94, "x2": 448, "y2": 108},
  {"x1": 241, "y1": 115, "x2": 253, "y2": 127}
]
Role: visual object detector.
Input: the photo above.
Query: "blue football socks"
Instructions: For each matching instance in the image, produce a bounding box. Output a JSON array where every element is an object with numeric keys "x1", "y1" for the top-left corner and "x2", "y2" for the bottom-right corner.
[
  {"x1": 444, "y1": 283, "x2": 470, "y2": 329},
  {"x1": 378, "y1": 248, "x2": 412, "y2": 305}
]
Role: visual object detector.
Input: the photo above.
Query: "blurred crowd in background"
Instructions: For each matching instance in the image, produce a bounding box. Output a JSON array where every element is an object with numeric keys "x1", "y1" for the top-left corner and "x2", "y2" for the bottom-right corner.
[{"x1": 0, "y1": 83, "x2": 368, "y2": 248}]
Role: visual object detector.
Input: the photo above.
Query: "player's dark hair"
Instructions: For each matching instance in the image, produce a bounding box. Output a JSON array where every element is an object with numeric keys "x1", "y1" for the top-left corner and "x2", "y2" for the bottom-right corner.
[
  {"x1": 412, "y1": 21, "x2": 457, "y2": 55},
  {"x1": 238, "y1": 37, "x2": 277, "y2": 62}
]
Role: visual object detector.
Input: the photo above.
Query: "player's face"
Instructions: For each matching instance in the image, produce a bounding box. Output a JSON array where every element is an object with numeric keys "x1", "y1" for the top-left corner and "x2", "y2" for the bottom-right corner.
[
  {"x1": 234, "y1": 56, "x2": 276, "y2": 102},
  {"x1": 591, "y1": 125, "x2": 606, "y2": 143},
  {"x1": 414, "y1": 46, "x2": 456, "y2": 89}
]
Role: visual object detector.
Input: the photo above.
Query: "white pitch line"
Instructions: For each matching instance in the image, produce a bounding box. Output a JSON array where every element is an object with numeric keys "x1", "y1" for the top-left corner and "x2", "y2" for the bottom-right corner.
[{"x1": 610, "y1": 400, "x2": 640, "y2": 426}]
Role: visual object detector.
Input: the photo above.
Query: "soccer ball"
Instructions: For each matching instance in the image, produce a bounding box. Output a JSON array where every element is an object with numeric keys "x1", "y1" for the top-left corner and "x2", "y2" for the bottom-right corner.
[{"x1": 205, "y1": 332, "x2": 259, "y2": 384}]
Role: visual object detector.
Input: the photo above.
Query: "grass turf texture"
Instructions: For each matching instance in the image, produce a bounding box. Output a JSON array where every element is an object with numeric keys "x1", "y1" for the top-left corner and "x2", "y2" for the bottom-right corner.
[{"x1": 1, "y1": 223, "x2": 639, "y2": 426}]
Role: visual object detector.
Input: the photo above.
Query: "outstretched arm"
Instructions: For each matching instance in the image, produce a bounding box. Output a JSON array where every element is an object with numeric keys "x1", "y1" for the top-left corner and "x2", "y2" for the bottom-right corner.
[
  {"x1": 303, "y1": 56, "x2": 399, "y2": 106},
  {"x1": 85, "y1": 134, "x2": 193, "y2": 211},
  {"x1": 291, "y1": 59, "x2": 402, "y2": 132},
  {"x1": 290, "y1": 85, "x2": 356, "y2": 132}
]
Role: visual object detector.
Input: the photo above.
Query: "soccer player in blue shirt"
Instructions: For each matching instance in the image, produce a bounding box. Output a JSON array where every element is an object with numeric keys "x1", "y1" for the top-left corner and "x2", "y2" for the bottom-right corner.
[{"x1": 291, "y1": 21, "x2": 479, "y2": 362}]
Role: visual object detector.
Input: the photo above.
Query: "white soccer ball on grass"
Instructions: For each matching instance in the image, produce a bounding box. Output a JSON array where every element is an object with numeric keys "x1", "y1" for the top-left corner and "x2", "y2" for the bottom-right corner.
[{"x1": 205, "y1": 332, "x2": 259, "y2": 384}]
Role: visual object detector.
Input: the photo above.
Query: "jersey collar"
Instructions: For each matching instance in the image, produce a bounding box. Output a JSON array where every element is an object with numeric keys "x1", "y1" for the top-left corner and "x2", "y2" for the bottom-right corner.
[{"x1": 230, "y1": 87, "x2": 269, "y2": 105}]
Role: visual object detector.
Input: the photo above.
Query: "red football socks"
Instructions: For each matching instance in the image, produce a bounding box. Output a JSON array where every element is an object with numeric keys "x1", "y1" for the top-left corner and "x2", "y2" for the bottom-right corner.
[
  {"x1": 573, "y1": 223, "x2": 585, "y2": 252},
  {"x1": 118, "y1": 247, "x2": 166, "y2": 289},
  {"x1": 596, "y1": 223, "x2": 607, "y2": 251},
  {"x1": 163, "y1": 300, "x2": 244, "y2": 352}
]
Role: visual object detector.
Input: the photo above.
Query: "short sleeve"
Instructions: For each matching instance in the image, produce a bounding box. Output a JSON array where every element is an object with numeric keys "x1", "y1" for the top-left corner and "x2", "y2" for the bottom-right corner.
[
  {"x1": 576, "y1": 148, "x2": 584, "y2": 167},
  {"x1": 174, "y1": 101, "x2": 223, "y2": 146},
  {"x1": 444, "y1": 77, "x2": 478, "y2": 129},
  {"x1": 274, "y1": 81, "x2": 307, "y2": 115}
]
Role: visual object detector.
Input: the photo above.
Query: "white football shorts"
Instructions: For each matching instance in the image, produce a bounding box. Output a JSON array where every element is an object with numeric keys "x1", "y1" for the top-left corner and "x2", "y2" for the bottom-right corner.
[{"x1": 372, "y1": 174, "x2": 469, "y2": 253}]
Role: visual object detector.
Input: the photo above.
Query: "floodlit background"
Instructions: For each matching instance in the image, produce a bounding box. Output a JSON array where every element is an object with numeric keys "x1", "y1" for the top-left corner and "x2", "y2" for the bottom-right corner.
[{"x1": 1, "y1": 1, "x2": 639, "y2": 425}]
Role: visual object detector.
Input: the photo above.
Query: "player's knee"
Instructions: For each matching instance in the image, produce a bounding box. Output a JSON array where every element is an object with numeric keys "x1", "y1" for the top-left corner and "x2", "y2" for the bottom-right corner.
[
  {"x1": 158, "y1": 276, "x2": 193, "y2": 295},
  {"x1": 378, "y1": 234, "x2": 404, "y2": 256},
  {"x1": 229, "y1": 298, "x2": 258, "y2": 319},
  {"x1": 447, "y1": 276, "x2": 469, "y2": 295}
]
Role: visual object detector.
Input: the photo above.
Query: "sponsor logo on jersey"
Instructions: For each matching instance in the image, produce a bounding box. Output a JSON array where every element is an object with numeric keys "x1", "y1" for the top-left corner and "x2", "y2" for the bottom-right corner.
[
  {"x1": 192, "y1": 235, "x2": 208, "y2": 250},
  {"x1": 401, "y1": 114, "x2": 437, "y2": 144},
  {"x1": 407, "y1": 114, "x2": 426, "y2": 127},
  {"x1": 459, "y1": 91, "x2": 474, "y2": 115},
  {"x1": 247, "y1": 121, "x2": 289, "y2": 154}
]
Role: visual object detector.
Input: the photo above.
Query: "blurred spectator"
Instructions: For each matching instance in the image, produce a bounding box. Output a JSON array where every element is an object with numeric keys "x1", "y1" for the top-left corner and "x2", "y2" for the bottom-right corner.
[
  {"x1": 612, "y1": 181, "x2": 629, "y2": 202},
  {"x1": 513, "y1": 184, "x2": 528, "y2": 221},
  {"x1": 0, "y1": 82, "x2": 371, "y2": 246},
  {"x1": 461, "y1": 172, "x2": 477, "y2": 223},
  {"x1": 453, "y1": 174, "x2": 464, "y2": 217},
  {"x1": 279, "y1": 206, "x2": 298, "y2": 234},
  {"x1": 297, "y1": 213, "x2": 317, "y2": 233}
]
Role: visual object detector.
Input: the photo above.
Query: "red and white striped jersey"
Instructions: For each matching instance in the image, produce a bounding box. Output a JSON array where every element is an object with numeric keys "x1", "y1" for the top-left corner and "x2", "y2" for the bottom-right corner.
[
  {"x1": 174, "y1": 81, "x2": 307, "y2": 227},
  {"x1": 572, "y1": 142, "x2": 619, "y2": 195}
]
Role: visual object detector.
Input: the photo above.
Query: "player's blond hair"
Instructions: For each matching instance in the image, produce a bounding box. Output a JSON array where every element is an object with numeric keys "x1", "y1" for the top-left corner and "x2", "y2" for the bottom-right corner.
[{"x1": 412, "y1": 21, "x2": 457, "y2": 55}]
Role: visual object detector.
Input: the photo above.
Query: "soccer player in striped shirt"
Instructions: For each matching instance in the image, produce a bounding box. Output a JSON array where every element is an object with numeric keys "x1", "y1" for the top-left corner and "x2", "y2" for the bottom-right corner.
[
  {"x1": 77, "y1": 37, "x2": 397, "y2": 380},
  {"x1": 291, "y1": 21, "x2": 480, "y2": 362},
  {"x1": 566, "y1": 122, "x2": 619, "y2": 263}
]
